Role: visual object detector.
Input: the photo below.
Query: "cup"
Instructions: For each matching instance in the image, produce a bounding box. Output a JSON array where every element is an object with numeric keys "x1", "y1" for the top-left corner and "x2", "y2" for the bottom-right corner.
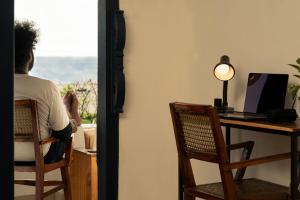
[
  {"x1": 84, "y1": 129, "x2": 96, "y2": 149},
  {"x1": 214, "y1": 98, "x2": 222, "y2": 108}
]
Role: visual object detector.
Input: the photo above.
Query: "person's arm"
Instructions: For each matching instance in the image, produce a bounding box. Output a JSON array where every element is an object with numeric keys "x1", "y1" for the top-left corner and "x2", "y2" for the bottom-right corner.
[
  {"x1": 51, "y1": 122, "x2": 73, "y2": 142},
  {"x1": 48, "y1": 83, "x2": 77, "y2": 140}
]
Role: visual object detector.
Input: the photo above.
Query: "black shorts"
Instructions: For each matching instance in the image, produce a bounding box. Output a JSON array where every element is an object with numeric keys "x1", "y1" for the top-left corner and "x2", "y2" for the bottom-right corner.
[{"x1": 44, "y1": 122, "x2": 72, "y2": 164}]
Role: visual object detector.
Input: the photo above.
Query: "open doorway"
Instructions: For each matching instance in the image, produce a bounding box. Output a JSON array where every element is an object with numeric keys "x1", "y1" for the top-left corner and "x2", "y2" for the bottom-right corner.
[
  {"x1": 1, "y1": 0, "x2": 123, "y2": 199},
  {"x1": 14, "y1": 0, "x2": 98, "y2": 199}
]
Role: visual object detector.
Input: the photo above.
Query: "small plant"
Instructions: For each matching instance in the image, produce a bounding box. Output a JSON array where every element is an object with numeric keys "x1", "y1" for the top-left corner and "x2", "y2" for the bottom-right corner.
[
  {"x1": 288, "y1": 58, "x2": 300, "y2": 108},
  {"x1": 81, "y1": 112, "x2": 97, "y2": 124}
]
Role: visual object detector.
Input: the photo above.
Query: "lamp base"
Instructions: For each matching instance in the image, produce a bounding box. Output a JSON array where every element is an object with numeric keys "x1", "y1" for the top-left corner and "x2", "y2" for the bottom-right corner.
[{"x1": 216, "y1": 106, "x2": 234, "y2": 113}]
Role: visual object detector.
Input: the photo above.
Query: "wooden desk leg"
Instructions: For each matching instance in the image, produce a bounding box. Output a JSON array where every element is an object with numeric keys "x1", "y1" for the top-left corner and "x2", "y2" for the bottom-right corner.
[
  {"x1": 178, "y1": 160, "x2": 183, "y2": 200},
  {"x1": 291, "y1": 135, "x2": 298, "y2": 200},
  {"x1": 226, "y1": 126, "x2": 231, "y2": 160}
]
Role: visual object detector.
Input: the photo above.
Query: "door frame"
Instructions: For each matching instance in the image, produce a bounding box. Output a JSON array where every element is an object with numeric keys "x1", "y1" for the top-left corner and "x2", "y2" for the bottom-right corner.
[
  {"x1": 98, "y1": 0, "x2": 120, "y2": 199},
  {"x1": 0, "y1": 0, "x2": 14, "y2": 198}
]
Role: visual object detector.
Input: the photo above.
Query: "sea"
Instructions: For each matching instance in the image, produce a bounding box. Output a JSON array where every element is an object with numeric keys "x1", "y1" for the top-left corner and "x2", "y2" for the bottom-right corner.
[{"x1": 30, "y1": 57, "x2": 97, "y2": 84}]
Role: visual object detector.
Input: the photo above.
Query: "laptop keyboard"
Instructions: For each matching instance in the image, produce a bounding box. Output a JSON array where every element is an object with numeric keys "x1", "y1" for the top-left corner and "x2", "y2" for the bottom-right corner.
[{"x1": 219, "y1": 112, "x2": 267, "y2": 120}]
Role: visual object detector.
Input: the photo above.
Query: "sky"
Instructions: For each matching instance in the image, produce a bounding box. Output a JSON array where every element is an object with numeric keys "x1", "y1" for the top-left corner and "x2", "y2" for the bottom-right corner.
[{"x1": 15, "y1": 0, "x2": 98, "y2": 57}]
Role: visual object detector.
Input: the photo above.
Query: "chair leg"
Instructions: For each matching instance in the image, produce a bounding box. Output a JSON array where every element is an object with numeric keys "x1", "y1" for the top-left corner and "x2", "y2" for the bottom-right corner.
[
  {"x1": 35, "y1": 171, "x2": 44, "y2": 200},
  {"x1": 61, "y1": 166, "x2": 72, "y2": 200},
  {"x1": 184, "y1": 193, "x2": 195, "y2": 200}
]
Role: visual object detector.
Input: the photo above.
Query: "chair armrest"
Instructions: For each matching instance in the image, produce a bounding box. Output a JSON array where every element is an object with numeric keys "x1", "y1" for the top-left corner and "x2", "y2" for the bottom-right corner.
[
  {"x1": 227, "y1": 152, "x2": 300, "y2": 170},
  {"x1": 39, "y1": 137, "x2": 60, "y2": 145},
  {"x1": 65, "y1": 137, "x2": 73, "y2": 165},
  {"x1": 227, "y1": 141, "x2": 254, "y2": 180},
  {"x1": 40, "y1": 136, "x2": 73, "y2": 166},
  {"x1": 227, "y1": 141, "x2": 254, "y2": 151}
]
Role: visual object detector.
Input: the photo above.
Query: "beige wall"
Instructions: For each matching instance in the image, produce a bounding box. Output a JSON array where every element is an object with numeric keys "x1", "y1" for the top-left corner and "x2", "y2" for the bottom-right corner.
[{"x1": 119, "y1": 0, "x2": 300, "y2": 200}]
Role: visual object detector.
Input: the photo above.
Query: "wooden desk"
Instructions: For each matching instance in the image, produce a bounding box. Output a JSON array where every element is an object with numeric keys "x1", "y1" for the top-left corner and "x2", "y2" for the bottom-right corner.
[
  {"x1": 70, "y1": 148, "x2": 98, "y2": 200},
  {"x1": 220, "y1": 118, "x2": 300, "y2": 200},
  {"x1": 220, "y1": 118, "x2": 300, "y2": 134}
]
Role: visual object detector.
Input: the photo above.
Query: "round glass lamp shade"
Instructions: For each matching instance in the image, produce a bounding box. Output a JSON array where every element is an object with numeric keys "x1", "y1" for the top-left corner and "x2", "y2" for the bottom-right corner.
[{"x1": 214, "y1": 63, "x2": 235, "y2": 81}]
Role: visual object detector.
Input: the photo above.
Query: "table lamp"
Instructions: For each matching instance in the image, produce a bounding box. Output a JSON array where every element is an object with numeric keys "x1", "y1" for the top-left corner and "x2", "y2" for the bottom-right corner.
[{"x1": 213, "y1": 55, "x2": 235, "y2": 112}]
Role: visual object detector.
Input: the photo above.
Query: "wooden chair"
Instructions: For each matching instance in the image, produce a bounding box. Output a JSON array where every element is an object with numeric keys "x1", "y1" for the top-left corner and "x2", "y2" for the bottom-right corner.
[
  {"x1": 170, "y1": 102, "x2": 300, "y2": 200},
  {"x1": 14, "y1": 99, "x2": 73, "y2": 200}
]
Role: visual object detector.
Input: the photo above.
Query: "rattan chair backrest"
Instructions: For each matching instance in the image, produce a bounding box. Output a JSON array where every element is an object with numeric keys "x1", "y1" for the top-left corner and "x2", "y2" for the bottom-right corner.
[
  {"x1": 14, "y1": 100, "x2": 40, "y2": 142},
  {"x1": 178, "y1": 112, "x2": 216, "y2": 154},
  {"x1": 170, "y1": 103, "x2": 228, "y2": 163}
]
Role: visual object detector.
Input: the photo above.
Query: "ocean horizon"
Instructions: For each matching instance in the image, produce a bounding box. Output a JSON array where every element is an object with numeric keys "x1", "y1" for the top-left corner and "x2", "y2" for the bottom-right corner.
[{"x1": 30, "y1": 56, "x2": 97, "y2": 84}]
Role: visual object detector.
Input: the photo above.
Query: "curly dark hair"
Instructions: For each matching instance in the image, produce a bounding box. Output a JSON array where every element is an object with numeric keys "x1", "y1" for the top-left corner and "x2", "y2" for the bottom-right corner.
[{"x1": 15, "y1": 20, "x2": 39, "y2": 70}]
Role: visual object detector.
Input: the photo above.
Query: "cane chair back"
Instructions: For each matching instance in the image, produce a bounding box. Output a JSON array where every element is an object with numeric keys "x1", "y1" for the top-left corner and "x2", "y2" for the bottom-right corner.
[
  {"x1": 14, "y1": 99, "x2": 39, "y2": 142},
  {"x1": 170, "y1": 103, "x2": 228, "y2": 163},
  {"x1": 14, "y1": 99, "x2": 73, "y2": 200}
]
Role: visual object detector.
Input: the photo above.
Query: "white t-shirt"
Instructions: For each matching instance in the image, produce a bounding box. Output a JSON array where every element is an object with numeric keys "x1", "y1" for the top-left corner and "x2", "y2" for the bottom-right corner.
[{"x1": 14, "y1": 74, "x2": 70, "y2": 161}]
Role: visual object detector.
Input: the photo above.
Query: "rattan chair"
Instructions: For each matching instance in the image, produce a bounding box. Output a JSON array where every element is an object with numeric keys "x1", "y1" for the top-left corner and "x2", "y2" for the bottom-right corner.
[
  {"x1": 14, "y1": 99, "x2": 73, "y2": 200},
  {"x1": 170, "y1": 102, "x2": 300, "y2": 200}
]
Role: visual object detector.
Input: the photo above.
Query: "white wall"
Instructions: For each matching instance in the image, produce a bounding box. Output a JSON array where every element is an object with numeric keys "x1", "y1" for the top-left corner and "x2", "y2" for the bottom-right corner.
[{"x1": 119, "y1": 0, "x2": 300, "y2": 200}]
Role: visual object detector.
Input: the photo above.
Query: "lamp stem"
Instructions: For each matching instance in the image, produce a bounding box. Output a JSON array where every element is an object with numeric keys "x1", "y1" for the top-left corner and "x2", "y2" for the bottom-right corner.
[{"x1": 223, "y1": 81, "x2": 228, "y2": 108}]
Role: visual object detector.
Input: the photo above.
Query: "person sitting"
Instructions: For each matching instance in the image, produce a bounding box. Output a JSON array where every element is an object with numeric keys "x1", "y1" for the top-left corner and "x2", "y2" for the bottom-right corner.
[{"x1": 14, "y1": 20, "x2": 81, "y2": 163}]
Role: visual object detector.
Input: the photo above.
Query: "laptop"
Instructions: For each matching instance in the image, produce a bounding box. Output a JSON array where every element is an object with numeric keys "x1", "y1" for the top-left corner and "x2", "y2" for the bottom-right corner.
[{"x1": 219, "y1": 73, "x2": 289, "y2": 121}]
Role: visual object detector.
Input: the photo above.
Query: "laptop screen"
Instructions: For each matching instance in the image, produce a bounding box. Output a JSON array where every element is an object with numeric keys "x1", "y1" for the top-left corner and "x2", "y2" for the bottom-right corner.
[{"x1": 243, "y1": 73, "x2": 289, "y2": 114}]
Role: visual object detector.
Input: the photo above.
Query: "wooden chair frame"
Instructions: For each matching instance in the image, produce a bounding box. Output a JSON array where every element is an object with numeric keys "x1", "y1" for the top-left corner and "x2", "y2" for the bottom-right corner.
[
  {"x1": 170, "y1": 102, "x2": 300, "y2": 200},
  {"x1": 14, "y1": 99, "x2": 73, "y2": 200}
]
